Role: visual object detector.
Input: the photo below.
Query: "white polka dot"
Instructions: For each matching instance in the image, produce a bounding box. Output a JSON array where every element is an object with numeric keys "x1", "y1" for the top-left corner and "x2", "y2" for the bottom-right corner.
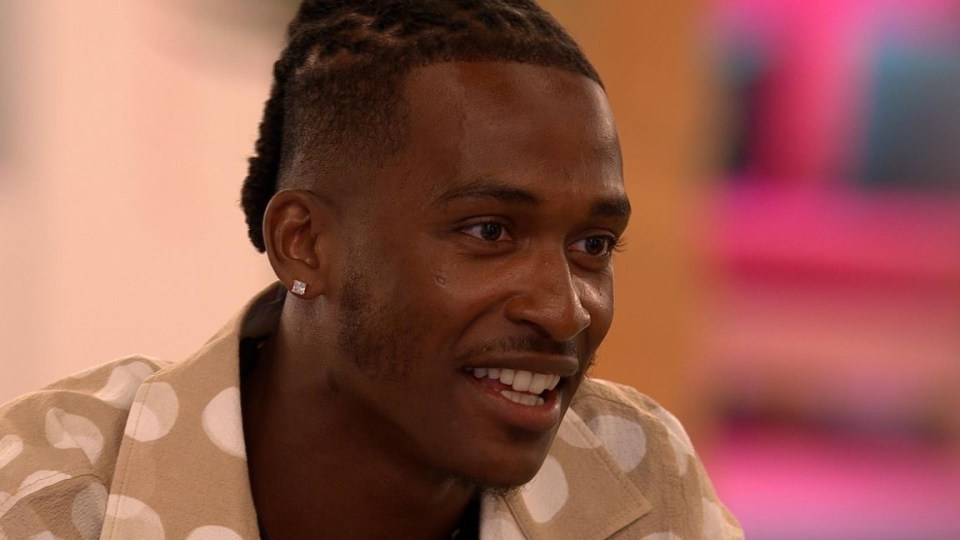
[
  {"x1": 7, "y1": 470, "x2": 72, "y2": 511},
  {"x1": 202, "y1": 387, "x2": 246, "y2": 459},
  {"x1": 0, "y1": 434, "x2": 24, "y2": 470},
  {"x1": 19, "y1": 470, "x2": 72, "y2": 490},
  {"x1": 642, "y1": 533, "x2": 682, "y2": 540},
  {"x1": 72, "y1": 483, "x2": 107, "y2": 540},
  {"x1": 479, "y1": 515, "x2": 525, "y2": 539},
  {"x1": 586, "y1": 414, "x2": 647, "y2": 472},
  {"x1": 555, "y1": 417, "x2": 599, "y2": 449},
  {"x1": 650, "y1": 407, "x2": 694, "y2": 475},
  {"x1": 185, "y1": 525, "x2": 243, "y2": 540},
  {"x1": 105, "y1": 495, "x2": 164, "y2": 540},
  {"x1": 125, "y1": 382, "x2": 179, "y2": 442},
  {"x1": 93, "y1": 361, "x2": 157, "y2": 408},
  {"x1": 521, "y1": 455, "x2": 568, "y2": 523},
  {"x1": 45, "y1": 409, "x2": 104, "y2": 464}
]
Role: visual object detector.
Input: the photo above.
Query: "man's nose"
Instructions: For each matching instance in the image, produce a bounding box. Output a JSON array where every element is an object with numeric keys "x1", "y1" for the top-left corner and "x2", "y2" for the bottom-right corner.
[{"x1": 503, "y1": 250, "x2": 591, "y2": 342}]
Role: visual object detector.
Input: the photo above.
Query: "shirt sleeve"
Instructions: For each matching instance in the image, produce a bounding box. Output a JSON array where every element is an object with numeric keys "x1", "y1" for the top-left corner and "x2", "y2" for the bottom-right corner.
[{"x1": 1, "y1": 473, "x2": 108, "y2": 540}]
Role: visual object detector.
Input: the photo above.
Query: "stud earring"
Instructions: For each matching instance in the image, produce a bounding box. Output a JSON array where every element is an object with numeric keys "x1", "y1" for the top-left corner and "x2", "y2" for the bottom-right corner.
[{"x1": 291, "y1": 280, "x2": 307, "y2": 296}]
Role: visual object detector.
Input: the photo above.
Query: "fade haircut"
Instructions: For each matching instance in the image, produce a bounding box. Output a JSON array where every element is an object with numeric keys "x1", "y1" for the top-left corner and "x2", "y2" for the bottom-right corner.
[{"x1": 241, "y1": 0, "x2": 602, "y2": 252}]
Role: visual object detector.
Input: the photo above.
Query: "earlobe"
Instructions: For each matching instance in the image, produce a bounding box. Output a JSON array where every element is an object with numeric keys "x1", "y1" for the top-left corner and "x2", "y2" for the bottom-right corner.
[{"x1": 262, "y1": 189, "x2": 336, "y2": 298}]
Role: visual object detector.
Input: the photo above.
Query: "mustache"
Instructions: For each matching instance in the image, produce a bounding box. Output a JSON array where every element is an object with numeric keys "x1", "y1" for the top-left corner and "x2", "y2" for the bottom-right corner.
[{"x1": 456, "y1": 335, "x2": 578, "y2": 363}]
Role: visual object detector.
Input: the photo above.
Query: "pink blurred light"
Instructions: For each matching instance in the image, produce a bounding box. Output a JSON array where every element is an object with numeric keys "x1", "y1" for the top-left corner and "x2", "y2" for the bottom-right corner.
[{"x1": 707, "y1": 182, "x2": 960, "y2": 286}]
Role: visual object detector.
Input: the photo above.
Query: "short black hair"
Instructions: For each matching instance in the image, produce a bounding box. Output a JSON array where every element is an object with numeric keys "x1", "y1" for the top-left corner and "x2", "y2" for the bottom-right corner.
[{"x1": 241, "y1": 0, "x2": 602, "y2": 252}]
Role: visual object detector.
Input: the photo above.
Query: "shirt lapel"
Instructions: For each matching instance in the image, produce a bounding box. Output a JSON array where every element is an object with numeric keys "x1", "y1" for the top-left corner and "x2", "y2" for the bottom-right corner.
[
  {"x1": 480, "y1": 409, "x2": 651, "y2": 540},
  {"x1": 100, "y1": 289, "x2": 277, "y2": 539}
]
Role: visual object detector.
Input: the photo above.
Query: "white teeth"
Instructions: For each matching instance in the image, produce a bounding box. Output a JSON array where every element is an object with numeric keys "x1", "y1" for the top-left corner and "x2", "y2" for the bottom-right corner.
[
  {"x1": 528, "y1": 373, "x2": 549, "y2": 394},
  {"x1": 511, "y1": 370, "x2": 533, "y2": 392},
  {"x1": 469, "y1": 368, "x2": 562, "y2": 395},
  {"x1": 500, "y1": 390, "x2": 545, "y2": 407}
]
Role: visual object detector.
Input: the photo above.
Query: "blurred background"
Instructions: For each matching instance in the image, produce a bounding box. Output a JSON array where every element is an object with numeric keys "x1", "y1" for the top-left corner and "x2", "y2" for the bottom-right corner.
[{"x1": 2, "y1": 1, "x2": 959, "y2": 538}]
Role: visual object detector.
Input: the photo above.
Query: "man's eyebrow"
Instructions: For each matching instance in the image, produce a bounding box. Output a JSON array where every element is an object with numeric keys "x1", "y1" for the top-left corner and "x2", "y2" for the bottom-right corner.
[
  {"x1": 433, "y1": 179, "x2": 540, "y2": 206},
  {"x1": 434, "y1": 178, "x2": 631, "y2": 219},
  {"x1": 591, "y1": 197, "x2": 632, "y2": 219}
]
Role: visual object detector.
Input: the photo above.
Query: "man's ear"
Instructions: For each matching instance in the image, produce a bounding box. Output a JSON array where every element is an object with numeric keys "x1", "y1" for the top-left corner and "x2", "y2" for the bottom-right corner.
[{"x1": 262, "y1": 189, "x2": 337, "y2": 299}]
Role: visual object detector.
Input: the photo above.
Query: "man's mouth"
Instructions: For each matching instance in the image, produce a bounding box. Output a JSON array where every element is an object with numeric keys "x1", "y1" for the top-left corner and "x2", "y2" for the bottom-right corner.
[{"x1": 467, "y1": 367, "x2": 562, "y2": 406}]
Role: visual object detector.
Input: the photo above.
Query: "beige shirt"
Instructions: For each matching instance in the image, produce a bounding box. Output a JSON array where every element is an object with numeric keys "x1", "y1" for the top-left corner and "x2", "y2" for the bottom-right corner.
[{"x1": 0, "y1": 284, "x2": 742, "y2": 539}]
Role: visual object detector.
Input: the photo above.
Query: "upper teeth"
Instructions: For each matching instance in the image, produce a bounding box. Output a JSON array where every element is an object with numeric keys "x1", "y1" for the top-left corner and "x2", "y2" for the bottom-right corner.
[{"x1": 470, "y1": 368, "x2": 561, "y2": 394}]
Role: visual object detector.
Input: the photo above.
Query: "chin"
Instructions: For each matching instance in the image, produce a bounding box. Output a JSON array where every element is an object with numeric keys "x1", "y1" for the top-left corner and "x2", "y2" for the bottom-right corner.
[
  {"x1": 452, "y1": 468, "x2": 536, "y2": 495},
  {"x1": 453, "y1": 445, "x2": 551, "y2": 491},
  {"x1": 477, "y1": 469, "x2": 538, "y2": 491}
]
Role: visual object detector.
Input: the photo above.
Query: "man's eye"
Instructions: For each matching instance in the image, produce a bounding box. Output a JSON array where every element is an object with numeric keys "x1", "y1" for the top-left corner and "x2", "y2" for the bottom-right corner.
[
  {"x1": 570, "y1": 235, "x2": 618, "y2": 257},
  {"x1": 461, "y1": 222, "x2": 509, "y2": 242}
]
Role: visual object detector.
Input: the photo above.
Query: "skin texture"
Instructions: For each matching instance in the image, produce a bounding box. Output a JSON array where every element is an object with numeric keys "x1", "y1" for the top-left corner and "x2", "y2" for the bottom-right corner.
[{"x1": 243, "y1": 61, "x2": 630, "y2": 539}]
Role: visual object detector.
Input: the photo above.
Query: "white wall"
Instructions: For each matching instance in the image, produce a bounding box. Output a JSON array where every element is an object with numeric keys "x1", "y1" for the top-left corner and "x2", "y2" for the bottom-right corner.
[{"x1": 0, "y1": 1, "x2": 293, "y2": 402}]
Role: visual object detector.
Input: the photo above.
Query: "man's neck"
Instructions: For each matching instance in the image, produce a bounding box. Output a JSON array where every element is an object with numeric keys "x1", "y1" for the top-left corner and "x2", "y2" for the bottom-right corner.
[{"x1": 240, "y1": 331, "x2": 477, "y2": 539}]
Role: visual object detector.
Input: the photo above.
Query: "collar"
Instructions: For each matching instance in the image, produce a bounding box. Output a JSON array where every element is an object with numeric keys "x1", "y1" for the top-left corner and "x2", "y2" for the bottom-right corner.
[{"x1": 102, "y1": 283, "x2": 648, "y2": 539}]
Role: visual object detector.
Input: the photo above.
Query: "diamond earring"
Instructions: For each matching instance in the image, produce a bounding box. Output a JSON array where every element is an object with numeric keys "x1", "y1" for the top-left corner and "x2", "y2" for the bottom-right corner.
[{"x1": 291, "y1": 280, "x2": 307, "y2": 296}]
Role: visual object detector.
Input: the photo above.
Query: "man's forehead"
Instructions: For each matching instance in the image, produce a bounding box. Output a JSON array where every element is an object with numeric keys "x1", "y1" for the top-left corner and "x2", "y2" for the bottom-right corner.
[
  {"x1": 399, "y1": 62, "x2": 618, "y2": 160},
  {"x1": 379, "y1": 61, "x2": 624, "y2": 209},
  {"x1": 401, "y1": 60, "x2": 613, "y2": 120}
]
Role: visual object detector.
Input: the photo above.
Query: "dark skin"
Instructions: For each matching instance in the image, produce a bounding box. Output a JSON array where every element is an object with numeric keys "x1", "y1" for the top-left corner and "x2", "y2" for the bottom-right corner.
[{"x1": 242, "y1": 61, "x2": 630, "y2": 539}]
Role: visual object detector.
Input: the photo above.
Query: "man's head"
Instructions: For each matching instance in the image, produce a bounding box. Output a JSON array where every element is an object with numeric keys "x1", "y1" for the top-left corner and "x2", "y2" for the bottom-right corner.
[
  {"x1": 240, "y1": 0, "x2": 601, "y2": 251},
  {"x1": 242, "y1": 0, "x2": 629, "y2": 489}
]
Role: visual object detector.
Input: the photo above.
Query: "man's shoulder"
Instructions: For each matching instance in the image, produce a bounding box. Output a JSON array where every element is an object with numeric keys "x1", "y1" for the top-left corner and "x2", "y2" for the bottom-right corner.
[
  {"x1": 574, "y1": 376, "x2": 656, "y2": 408},
  {"x1": 563, "y1": 377, "x2": 744, "y2": 539},
  {"x1": 568, "y1": 377, "x2": 697, "y2": 470},
  {"x1": 572, "y1": 377, "x2": 689, "y2": 438},
  {"x1": 0, "y1": 356, "x2": 170, "y2": 536},
  {"x1": 4, "y1": 356, "x2": 171, "y2": 411}
]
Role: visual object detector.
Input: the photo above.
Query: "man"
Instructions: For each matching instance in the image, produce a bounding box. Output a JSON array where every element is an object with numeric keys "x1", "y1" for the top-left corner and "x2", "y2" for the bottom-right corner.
[{"x1": 0, "y1": 1, "x2": 741, "y2": 538}]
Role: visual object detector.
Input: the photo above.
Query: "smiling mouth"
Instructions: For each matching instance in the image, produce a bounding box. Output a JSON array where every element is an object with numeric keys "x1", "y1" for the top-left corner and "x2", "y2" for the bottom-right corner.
[{"x1": 467, "y1": 368, "x2": 562, "y2": 406}]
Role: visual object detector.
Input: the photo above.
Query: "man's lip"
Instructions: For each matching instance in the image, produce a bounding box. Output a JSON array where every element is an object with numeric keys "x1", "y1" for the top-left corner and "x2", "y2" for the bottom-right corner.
[
  {"x1": 463, "y1": 372, "x2": 565, "y2": 432},
  {"x1": 461, "y1": 354, "x2": 581, "y2": 378}
]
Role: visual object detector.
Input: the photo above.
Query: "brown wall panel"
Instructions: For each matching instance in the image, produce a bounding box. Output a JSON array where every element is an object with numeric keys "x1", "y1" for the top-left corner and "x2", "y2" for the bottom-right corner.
[{"x1": 543, "y1": 0, "x2": 711, "y2": 433}]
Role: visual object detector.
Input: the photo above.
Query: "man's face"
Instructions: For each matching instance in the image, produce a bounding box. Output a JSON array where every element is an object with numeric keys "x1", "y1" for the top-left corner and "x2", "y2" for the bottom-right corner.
[{"x1": 322, "y1": 61, "x2": 628, "y2": 488}]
